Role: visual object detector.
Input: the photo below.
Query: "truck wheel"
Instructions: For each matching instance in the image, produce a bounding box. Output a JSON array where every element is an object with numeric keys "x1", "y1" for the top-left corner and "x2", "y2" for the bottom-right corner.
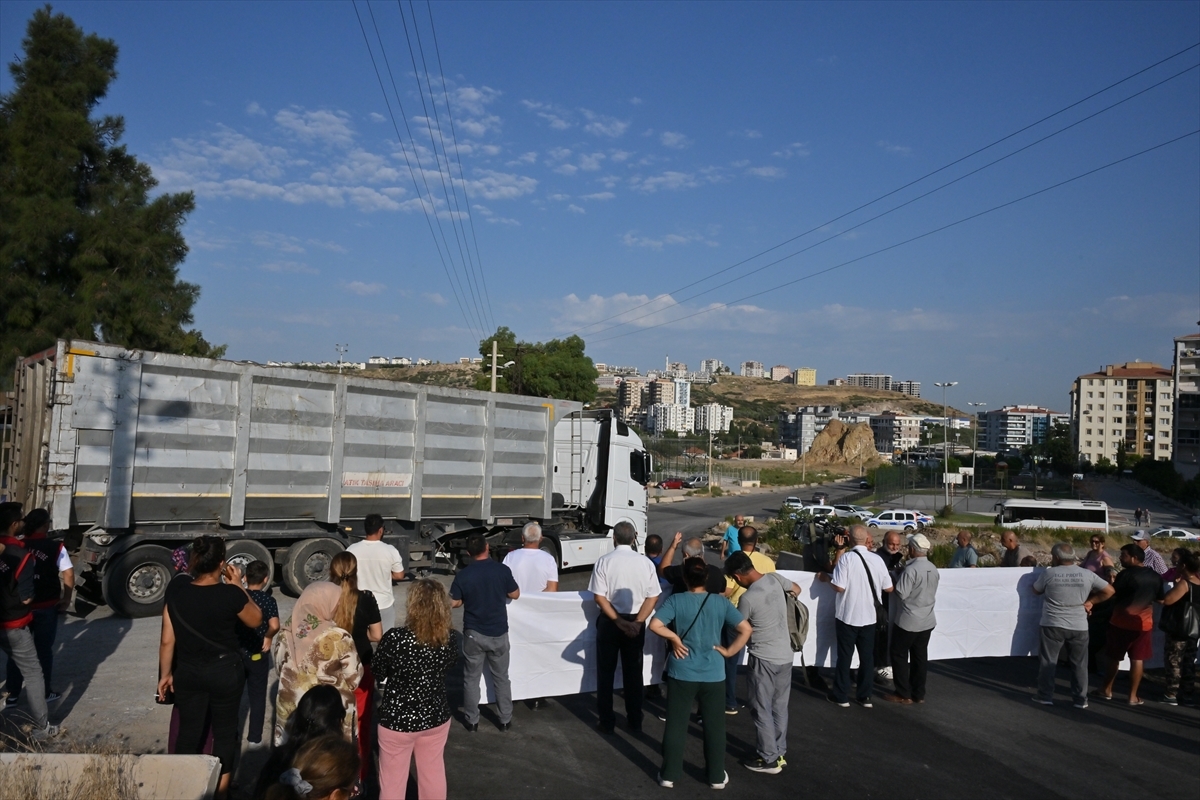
[
  {"x1": 103, "y1": 545, "x2": 174, "y2": 618},
  {"x1": 282, "y1": 538, "x2": 344, "y2": 595},
  {"x1": 539, "y1": 536, "x2": 560, "y2": 567},
  {"x1": 225, "y1": 540, "x2": 273, "y2": 580}
]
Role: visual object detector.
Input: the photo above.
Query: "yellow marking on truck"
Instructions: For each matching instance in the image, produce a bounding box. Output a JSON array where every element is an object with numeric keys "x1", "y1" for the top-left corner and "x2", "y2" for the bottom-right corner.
[
  {"x1": 245, "y1": 493, "x2": 327, "y2": 498},
  {"x1": 64, "y1": 347, "x2": 97, "y2": 380},
  {"x1": 541, "y1": 403, "x2": 555, "y2": 420}
]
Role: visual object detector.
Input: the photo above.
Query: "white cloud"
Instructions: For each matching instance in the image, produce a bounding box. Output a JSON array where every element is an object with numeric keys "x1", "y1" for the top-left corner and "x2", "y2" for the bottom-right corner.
[
  {"x1": 630, "y1": 97, "x2": 643, "y2": 105},
  {"x1": 275, "y1": 108, "x2": 355, "y2": 145},
  {"x1": 877, "y1": 140, "x2": 912, "y2": 156},
  {"x1": 598, "y1": 174, "x2": 622, "y2": 189},
  {"x1": 344, "y1": 281, "x2": 385, "y2": 295},
  {"x1": 548, "y1": 193, "x2": 570, "y2": 201},
  {"x1": 568, "y1": 204, "x2": 585, "y2": 214},
  {"x1": 465, "y1": 169, "x2": 538, "y2": 200},
  {"x1": 582, "y1": 109, "x2": 630, "y2": 138},
  {"x1": 610, "y1": 150, "x2": 632, "y2": 163},
  {"x1": 509, "y1": 151, "x2": 538, "y2": 165},
  {"x1": 773, "y1": 142, "x2": 811, "y2": 159},
  {"x1": 453, "y1": 85, "x2": 501, "y2": 117},
  {"x1": 259, "y1": 260, "x2": 319, "y2": 275},
  {"x1": 552, "y1": 292, "x2": 768, "y2": 332},
  {"x1": 660, "y1": 131, "x2": 691, "y2": 149},
  {"x1": 421, "y1": 292, "x2": 447, "y2": 305},
  {"x1": 746, "y1": 165, "x2": 785, "y2": 179},
  {"x1": 731, "y1": 129, "x2": 761, "y2": 139},
  {"x1": 554, "y1": 163, "x2": 579, "y2": 176},
  {"x1": 579, "y1": 153, "x2": 606, "y2": 171},
  {"x1": 368, "y1": 112, "x2": 386, "y2": 123},
  {"x1": 621, "y1": 230, "x2": 717, "y2": 249},
  {"x1": 246, "y1": 102, "x2": 266, "y2": 117},
  {"x1": 522, "y1": 99, "x2": 572, "y2": 130},
  {"x1": 548, "y1": 147, "x2": 572, "y2": 161},
  {"x1": 632, "y1": 170, "x2": 718, "y2": 193},
  {"x1": 582, "y1": 192, "x2": 615, "y2": 201}
]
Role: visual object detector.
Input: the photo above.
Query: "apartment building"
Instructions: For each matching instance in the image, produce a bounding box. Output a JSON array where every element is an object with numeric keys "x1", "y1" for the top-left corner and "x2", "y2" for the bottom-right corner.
[
  {"x1": 792, "y1": 367, "x2": 817, "y2": 386},
  {"x1": 1070, "y1": 361, "x2": 1174, "y2": 466},
  {"x1": 895, "y1": 380, "x2": 922, "y2": 398},
  {"x1": 869, "y1": 412, "x2": 922, "y2": 455},
  {"x1": 699, "y1": 358, "x2": 724, "y2": 375},
  {"x1": 740, "y1": 361, "x2": 765, "y2": 378},
  {"x1": 978, "y1": 406, "x2": 1068, "y2": 451},
  {"x1": 846, "y1": 373, "x2": 893, "y2": 391},
  {"x1": 1174, "y1": 333, "x2": 1200, "y2": 480},
  {"x1": 769, "y1": 365, "x2": 792, "y2": 382},
  {"x1": 648, "y1": 378, "x2": 677, "y2": 406},
  {"x1": 779, "y1": 406, "x2": 839, "y2": 454},
  {"x1": 695, "y1": 403, "x2": 735, "y2": 433},
  {"x1": 647, "y1": 403, "x2": 695, "y2": 436}
]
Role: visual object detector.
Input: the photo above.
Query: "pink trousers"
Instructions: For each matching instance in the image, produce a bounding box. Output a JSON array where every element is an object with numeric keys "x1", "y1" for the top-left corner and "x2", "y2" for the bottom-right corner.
[{"x1": 377, "y1": 719, "x2": 451, "y2": 800}]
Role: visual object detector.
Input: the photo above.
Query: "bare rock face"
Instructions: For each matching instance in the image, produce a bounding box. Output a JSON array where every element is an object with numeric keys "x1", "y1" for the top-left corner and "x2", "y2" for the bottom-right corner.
[{"x1": 807, "y1": 420, "x2": 883, "y2": 466}]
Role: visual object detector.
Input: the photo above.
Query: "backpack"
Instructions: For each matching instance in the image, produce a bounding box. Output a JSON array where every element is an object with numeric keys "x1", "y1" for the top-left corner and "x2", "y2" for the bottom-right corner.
[
  {"x1": 782, "y1": 577, "x2": 809, "y2": 654},
  {"x1": 23, "y1": 537, "x2": 64, "y2": 607}
]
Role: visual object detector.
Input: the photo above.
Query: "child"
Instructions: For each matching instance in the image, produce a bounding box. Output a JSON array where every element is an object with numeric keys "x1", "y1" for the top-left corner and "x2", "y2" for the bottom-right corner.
[{"x1": 238, "y1": 560, "x2": 280, "y2": 747}]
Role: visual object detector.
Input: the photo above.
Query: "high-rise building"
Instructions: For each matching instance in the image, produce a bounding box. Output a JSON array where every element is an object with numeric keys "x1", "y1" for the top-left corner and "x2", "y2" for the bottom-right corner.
[
  {"x1": 1070, "y1": 361, "x2": 1174, "y2": 466},
  {"x1": 978, "y1": 406, "x2": 1068, "y2": 451},
  {"x1": 778, "y1": 406, "x2": 840, "y2": 453},
  {"x1": 647, "y1": 403, "x2": 695, "y2": 436},
  {"x1": 792, "y1": 368, "x2": 817, "y2": 386},
  {"x1": 700, "y1": 358, "x2": 724, "y2": 375},
  {"x1": 1173, "y1": 334, "x2": 1200, "y2": 480},
  {"x1": 895, "y1": 380, "x2": 922, "y2": 398},
  {"x1": 869, "y1": 412, "x2": 922, "y2": 454},
  {"x1": 846, "y1": 373, "x2": 893, "y2": 391},
  {"x1": 673, "y1": 379, "x2": 691, "y2": 408},
  {"x1": 649, "y1": 378, "x2": 677, "y2": 406},
  {"x1": 695, "y1": 403, "x2": 734, "y2": 433},
  {"x1": 769, "y1": 365, "x2": 792, "y2": 382},
  {"x1": 740, "y1": 361, "x2": 765, "y2": 378}
]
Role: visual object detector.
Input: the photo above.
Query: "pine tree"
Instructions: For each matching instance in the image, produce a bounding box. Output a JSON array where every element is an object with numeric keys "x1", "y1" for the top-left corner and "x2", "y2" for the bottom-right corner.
[{"x1": 0, "y1": 6, "x2": 223, "y2": 378}]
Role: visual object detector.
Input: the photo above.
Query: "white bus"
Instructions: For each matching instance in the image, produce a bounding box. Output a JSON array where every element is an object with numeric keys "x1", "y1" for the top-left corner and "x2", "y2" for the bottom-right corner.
[{"x1": 994, "y1": 499, "x2": 1108, "y2": 532}]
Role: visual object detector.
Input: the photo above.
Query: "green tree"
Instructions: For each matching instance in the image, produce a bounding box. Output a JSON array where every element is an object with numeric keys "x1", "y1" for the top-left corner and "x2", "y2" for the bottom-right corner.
[
  {"x1": 475, "y1": 327, "x2": 598, "y2": 403},
  {"x1": 1094, "y1": 456, "x2": 1116, "y2": 476},
  {"x1": 1, "y1": 7, "x2": 222, "y2": 376}
]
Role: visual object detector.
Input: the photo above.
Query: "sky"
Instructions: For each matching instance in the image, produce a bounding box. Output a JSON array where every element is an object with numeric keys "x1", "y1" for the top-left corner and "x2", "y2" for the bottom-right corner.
[{"x1": 2, "y1": 1, "x2": 1198, "y2": 413}]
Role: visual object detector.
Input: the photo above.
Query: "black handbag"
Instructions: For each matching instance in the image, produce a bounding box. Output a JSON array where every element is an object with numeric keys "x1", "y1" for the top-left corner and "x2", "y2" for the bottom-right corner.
[
  {"x1": 853, "y1": 551, "x2": 889, "y2": 631},
  {"x1": 1159, "y1": 582, "x2": 1200, "y2": 640}
]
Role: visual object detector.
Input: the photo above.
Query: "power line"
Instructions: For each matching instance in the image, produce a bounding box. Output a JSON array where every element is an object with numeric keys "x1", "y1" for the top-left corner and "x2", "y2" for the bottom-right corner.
[
  {"x1": 350, "y1": 0, "x2": 480, "y2": 341},
  {"x1": 581, "y1": 60, "x2": 1200, "y2": 339},
  {"x1": 362, "y1": 0, "x2": 487, "y2": 339},
  {"x1": 394, "y1": 0, "x2": 492, "y2": 334},
  {"x1": 570, "y1": 41, "x2": 1200, "y2": 336},
  {"x1": 424, "y1": 0, "x2": 495, "y2": 331},
  {"x1": 592, "y1": 129, "x2": 1200, "y2": 343}
]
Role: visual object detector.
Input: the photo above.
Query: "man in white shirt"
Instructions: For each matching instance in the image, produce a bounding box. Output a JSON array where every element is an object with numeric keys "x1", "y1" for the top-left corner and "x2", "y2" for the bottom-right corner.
[
  {"x1": 588, "y1": 521, "x2": 661, "y2": 734},
  {"x1": 818, "y1": 525, "x2": 893, "y2": 708},
  {"x1": 346, "y1": 514, "x2": 405, "y2": 630},
  {"x1": 502, "y1": 522, "x2": 559, "y2": 594}
]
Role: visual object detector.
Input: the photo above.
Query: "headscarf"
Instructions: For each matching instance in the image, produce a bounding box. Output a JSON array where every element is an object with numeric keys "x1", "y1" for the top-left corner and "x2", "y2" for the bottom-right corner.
[{"x1": 273, "y1": 581, "x2": 363, "y2": 746}]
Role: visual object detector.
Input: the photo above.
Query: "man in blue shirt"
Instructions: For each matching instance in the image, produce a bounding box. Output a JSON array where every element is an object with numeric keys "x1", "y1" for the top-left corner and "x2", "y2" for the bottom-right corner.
[
  {"x1": 720, "y1": 515, "x2": 745, "y2": 560},
  {"x1": 451, "y1": 534, "x2": 520, "y2": 731}
]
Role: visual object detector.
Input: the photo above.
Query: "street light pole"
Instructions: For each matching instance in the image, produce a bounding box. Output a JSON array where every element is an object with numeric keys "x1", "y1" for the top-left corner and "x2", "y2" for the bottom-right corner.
[
  {"x1": 934, "y1": 381, "x2": 958, "y2": 512},
  {"x1": 968, "y1": 401, "x2": 986, "y2": 508}
]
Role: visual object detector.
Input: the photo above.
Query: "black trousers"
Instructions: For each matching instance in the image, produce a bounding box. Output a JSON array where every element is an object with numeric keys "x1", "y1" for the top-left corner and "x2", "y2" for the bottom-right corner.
[
  {"x1": 241, "y1": 650, "x2": 272, "y2": 744},
  {"x1": 174, "y1": 655, "x2": 245, "y2": 775},
  {"x1": 834, "y1": 620, "x2": 875, "y2": 703},
  {"x1": 596, "y1": 614, "x2": 645, "y2": 728},
  {"x1": 890, "y1": 625, "x2": 933, "y2": 701}
]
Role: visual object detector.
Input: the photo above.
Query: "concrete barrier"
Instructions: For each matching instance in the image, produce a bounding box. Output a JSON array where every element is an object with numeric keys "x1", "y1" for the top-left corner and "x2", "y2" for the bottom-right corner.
[{"x1": 0, "y1": 753, "x2": 221, "y2": 800}]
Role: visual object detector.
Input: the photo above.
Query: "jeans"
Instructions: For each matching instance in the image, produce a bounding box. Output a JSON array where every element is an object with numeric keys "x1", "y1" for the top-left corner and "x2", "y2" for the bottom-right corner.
[
  {"x1": 1037, "y1": 626, "x2": 1089, "y2": 704},
  {"x1": 660, "y1": 677, "x2": 725, "y2": 784},
  {"x1": 378, "y1": 719, "x2": 451, "y2": 800},
  {"x1": 174, "y1": 655, "x2": 245, "y2": 775},
  {"x1": 890, "y1": 625, "x2": 933, "y2": 701},
  {"x1": 748, "y1": 656, "x2": 791, "y2": 762},
  {"x1": 833, "y1": 620, "x2": 875, "y2": 704},
  {"x1": 596, "y1": 614, "x2": 645, "y2": 729},
  {"x1": 240, "y1": 649, "x2": 271, "y2": 744},
  {"x1": 6, "y1": 607, "x2": 58, "y2": 697},
  {"x1": 462, "y1": 630, "x2": 512, "y2": 725},
  {"x1": 0, "y1": 625, "x2": 48, "y2": 728}
]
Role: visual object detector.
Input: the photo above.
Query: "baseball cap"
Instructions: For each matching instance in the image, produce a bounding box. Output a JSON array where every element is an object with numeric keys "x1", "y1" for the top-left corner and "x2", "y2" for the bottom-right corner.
[
  {"x1": 907, "y1": 532, "x2": 932, "y2": 550},
  {"x1": 1130, "y1": 530, "x2": 1149, "y2": 541}
]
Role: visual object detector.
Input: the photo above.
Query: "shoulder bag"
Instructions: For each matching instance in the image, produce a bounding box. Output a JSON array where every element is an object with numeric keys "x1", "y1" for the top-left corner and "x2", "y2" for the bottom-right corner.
[
  {"x1": 853, "y1": 550, "x2": 889, "y2": 632},
  {"x1": 670, "y1": 592, "x2": 712, "y2": 646},
  {"x1": 1159, "y1": 581, "x2": 1200, "y2": 641}
]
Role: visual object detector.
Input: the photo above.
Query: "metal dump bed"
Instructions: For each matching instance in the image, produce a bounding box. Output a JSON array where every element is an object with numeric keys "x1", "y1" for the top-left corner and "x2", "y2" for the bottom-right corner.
[{"x1": 8, "y1": 341, "x2": 581, "y2": 532}]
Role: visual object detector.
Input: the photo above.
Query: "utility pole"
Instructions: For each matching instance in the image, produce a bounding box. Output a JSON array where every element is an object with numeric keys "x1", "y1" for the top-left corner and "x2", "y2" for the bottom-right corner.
[
  {"x1": 968, "y1": 401, "x2": 986, "y2": 508},
  {"x1": 490, "y1": 340, "x2": 500, "y2": 392},
  {"x1": 935, "y1": 381, "x2": 957, "y2": 512},
  {"x1": 335, "y1": 343, "x2": 349, "y2": 374},
  {"x1": 707, "y1": 428, "x2": 713, "y2": 496}
]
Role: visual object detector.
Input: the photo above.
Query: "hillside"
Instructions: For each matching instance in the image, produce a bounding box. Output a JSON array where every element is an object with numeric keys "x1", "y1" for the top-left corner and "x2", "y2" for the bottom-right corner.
[
  {"x1": 691, "y1": 375, "x2": 964, "y2": 422},
  {"x1": 322, "y1": 363, "x2": 481, "y2": 390}
]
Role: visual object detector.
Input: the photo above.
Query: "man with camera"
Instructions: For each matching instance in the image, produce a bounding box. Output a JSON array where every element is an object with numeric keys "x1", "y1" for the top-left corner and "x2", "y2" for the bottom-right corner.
[{"x1": 818, "y1": 525, "x2": 893, "y2": 708}]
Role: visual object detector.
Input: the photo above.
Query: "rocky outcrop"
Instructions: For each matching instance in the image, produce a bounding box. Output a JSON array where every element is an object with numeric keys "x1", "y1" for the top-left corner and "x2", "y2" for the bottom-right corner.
[{"x1": 807, "y1": 420, "x2": 883, "y2": 466}]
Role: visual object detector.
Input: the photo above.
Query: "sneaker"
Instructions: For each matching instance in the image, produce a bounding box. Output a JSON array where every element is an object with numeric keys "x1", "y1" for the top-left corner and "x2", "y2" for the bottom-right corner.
[
  {"x1": 724, "y1": 706, "x2": 738, "y2": 715},
  {"x1": 826, "y1": 694, "x2": 850, "y2": 708},
  {"x1": 1161, "y1": 695, "x2": 1178, "y2": 706},
  {"x1": 856, "y1": 698, "x2": 873, "y2": 709},
  {"x1": 245, "y1": 739, "x2": 269, "y2": 750},
  {"x1": 742, "y1": 757, "x2": 782, "y2": 775},
  {"x1": 45, "y1": 692, "x2": 61, "y2": 703},
  {"x1": 657, "y1": 773, "x2": 674, "y2": 789},
  {"x1": 710, "y1": 771, "x2": 730, "y2": 790},
  {"x1": 776, "y1": 756, "x2": 787, "y2": 769},
  {"x1": 1031, "y1": 697, "x2": 1053, "y2": 706},
  {"x1": 1074, "y1": 700, "x2": 1089, "y2": 709},
  {"x1": 30, "y1": 723, "x2": 61, "y2": 741},
  {"x1": 875, "y1": 666, "x2": 893, "y2": 681}
]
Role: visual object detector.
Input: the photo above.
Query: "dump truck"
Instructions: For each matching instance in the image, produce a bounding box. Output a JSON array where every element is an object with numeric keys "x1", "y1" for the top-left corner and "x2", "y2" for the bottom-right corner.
[{"x1": 4, "y1": 341, "x2": 652, "y2": 617}]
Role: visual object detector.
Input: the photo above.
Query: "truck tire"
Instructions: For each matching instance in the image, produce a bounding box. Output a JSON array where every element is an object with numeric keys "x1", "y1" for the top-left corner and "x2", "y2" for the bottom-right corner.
[
  {"x1": 538, "y1": 536, "x2": 560, "y2": 567},
  {"x1": 282, "y1": 538, "x2": 345, "y2": 595},
  {"x1": 103, "y1": 545, "x2": 174, "y2": 618},
  {"x1": 224, "y1": 540, "x2": 273, "y2": 579}
]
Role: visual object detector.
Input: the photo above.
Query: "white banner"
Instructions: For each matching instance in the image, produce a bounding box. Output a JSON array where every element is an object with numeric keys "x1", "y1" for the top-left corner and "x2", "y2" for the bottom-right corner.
[{"x1": 483, "y1": 568, "x2": 1169, "y2": 703}]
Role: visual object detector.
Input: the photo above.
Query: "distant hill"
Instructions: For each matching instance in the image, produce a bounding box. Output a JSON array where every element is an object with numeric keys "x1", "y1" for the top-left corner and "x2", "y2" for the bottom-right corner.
[
  {"x1": 690, "y1": 375, "x2": 965, "y2": 422},
  {"x1": 342, "y1": 363, "x2": 480, "y2": 390}
]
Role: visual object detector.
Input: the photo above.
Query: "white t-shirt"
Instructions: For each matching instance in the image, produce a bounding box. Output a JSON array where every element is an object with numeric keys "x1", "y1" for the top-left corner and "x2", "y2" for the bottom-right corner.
[
  {"x1": 831, "y1": 546, "x2": 894, "y2": 627},
  {"x1": 346, "y1": 539, "x2": 404, "y2": 610},
  {"x1": 587, "y1": 545, "x2": 661, "y2": 615},
  {"x1": 56, "y1": 546, "x2": 73, "y2": 572},
  {"x1": 502, "y1": 547, "x2": 559, "y2": 594}
]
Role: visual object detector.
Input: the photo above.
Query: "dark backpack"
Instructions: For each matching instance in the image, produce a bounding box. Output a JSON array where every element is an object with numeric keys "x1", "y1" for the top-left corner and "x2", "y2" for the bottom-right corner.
[{"x1": 23, "y1": 537, "x2": 64, "y2": 606}]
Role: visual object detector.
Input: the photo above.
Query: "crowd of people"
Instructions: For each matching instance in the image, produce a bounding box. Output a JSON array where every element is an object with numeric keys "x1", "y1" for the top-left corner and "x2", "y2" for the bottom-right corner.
[{"x1": 3, "y1": 498, "x2": 1199, "y2": 797}]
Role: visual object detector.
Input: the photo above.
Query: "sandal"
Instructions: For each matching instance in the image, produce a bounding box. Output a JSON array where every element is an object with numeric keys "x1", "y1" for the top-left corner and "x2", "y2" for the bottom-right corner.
[
  {"x1": 1128, "y1": 698, "x2": 1144, "y2": 706},
  {"x1": 1090, "y1": 691, "x2": 1113, "y2": 701}
]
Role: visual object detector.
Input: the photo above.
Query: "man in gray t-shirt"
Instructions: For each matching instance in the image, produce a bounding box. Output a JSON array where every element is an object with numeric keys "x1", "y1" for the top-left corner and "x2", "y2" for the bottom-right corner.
[
  {"x1": 1031, "y1": 543, "x2": 1115, "y2": 707},
  {"x1": 885, "y1": 534, "x2": 940, "y2": 705},
  {"x1": 727, "y1": 552, "x2": 800, "y2": 774}
]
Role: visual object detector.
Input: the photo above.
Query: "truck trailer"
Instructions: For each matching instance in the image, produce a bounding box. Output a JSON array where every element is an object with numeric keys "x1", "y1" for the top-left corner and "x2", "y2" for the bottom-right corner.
[{"x1": 4, "y1": 341, "x2": 652, "y2": 617}]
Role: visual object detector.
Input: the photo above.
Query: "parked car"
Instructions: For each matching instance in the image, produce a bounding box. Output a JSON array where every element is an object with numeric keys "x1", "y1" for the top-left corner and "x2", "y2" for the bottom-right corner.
[
  {"x1": 682, "y1": 475, "x2": 709, "y2": 488},
  {"x1": 833, "y1": 504, "x2": 873, "y2": 519},
  {"x1": 803, "y1": 504, "x2": 837, "y2": 519},
  {"x1": 811, "y1": 491, "x2": 830, "y2": 505},
  {"x1": 781, "y1": 496, "x2": 804, "y2": 512},
  {"x1": 1151, "y1": 527, "x2": 1200, "y2": 542},
  {"x1": 915, "y1": 511, "x2": 933, "y2": 528},
  {"x1": 866, "y1": 510, "x2": 922, "y2": 532},
  {"x1": 858, "y1": 480, "x2": 871, "y2": 490},
  {"x1": 657, "y1": 477, "x2": 685, "y2": 490}
]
